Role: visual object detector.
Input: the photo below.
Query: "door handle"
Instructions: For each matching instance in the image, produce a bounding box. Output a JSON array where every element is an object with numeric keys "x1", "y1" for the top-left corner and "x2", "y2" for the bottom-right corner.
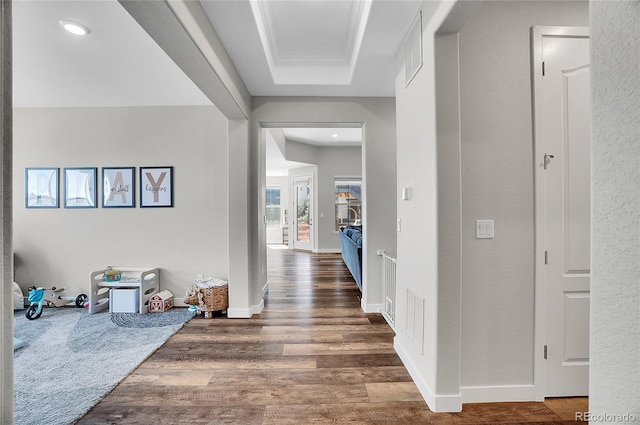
[{"x1": 544, "y1": 153, "x2": 555, "y2": 170}]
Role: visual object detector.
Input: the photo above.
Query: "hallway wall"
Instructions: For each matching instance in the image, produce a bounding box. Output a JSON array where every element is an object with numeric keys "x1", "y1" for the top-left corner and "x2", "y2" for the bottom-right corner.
[
  {"x1": 395, "y1": 0, "x2": 588, "y2": 410},
  {"x1": 457, "y1": 0, "x2": 588, "y2": 393}
]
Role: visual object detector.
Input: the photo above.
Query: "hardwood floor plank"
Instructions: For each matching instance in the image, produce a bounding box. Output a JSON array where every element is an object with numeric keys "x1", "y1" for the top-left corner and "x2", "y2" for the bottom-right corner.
[
  {"x1": 121, "y1": 369, "x2": 215, "y2": 386},
  {"x1": 282, "y1": 341, "x2": 395, "y2": 356},
  {"x1": 168, "y1": 332, "x2": 344, "y2": 344},
  {"x1": 451, "y1": 403, "x2": 562, "y2": 424},
  {"x1": 76, "y1": 405, "x2": 265, "y2": 425},
  {"x1": 260, "y1": 324, "x2": 391, "y2": 334},
  {"x1": 316, "y1": 353, "x2": 405, "y2": 368},
  {"x1": 98, "y1": 384, "x2": 371, "y2": 407},
  {"x1": 365, "y1": 382, "x2": 424, "y2": 402},
  {"x1": 204, "y1": 366, "x2": 412, "y2": 386},
  {"x1": 139, "y1": 357, "x2": 318, "y2": 370},
  {"x1": 195, "y1": 317, "x2": 372, "y2": 326},
  {"x1": 543, "y1": 398, "x2": 589, "y2": 421},
  {"x1": 263, "y1": 401, "x2": 445, "y2": 425}
]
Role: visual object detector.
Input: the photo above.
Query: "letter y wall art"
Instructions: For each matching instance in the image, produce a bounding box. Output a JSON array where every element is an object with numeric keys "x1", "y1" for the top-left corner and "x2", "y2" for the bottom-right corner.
[{"x1": 24, "y1": 166, "x2": 173, "y2": 209}]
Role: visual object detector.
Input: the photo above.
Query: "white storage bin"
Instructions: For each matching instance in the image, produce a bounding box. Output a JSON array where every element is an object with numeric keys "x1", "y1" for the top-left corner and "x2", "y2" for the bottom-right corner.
[{"x1": 110, "y1": 288, "x2": 139, "y2": 313}]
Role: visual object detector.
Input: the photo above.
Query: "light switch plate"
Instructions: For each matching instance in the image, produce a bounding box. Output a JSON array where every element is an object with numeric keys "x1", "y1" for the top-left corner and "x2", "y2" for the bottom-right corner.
[{"x1": 476, "y1": 220, "x2": 494, "y2": 239}]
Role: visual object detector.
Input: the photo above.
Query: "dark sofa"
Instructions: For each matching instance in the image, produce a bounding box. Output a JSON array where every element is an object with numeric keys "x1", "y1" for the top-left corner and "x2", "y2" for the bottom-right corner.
[{"x1": 338, "y1": 225, "x2": 362, "y2": 290}]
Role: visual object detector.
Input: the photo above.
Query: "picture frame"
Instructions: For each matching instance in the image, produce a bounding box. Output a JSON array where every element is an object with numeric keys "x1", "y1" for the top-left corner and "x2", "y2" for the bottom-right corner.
[
  {"x1": 102, "y1": 167, "x2": 135, "y2": 208},
  {"x1": 140, "y1": 166, "x2": 173, "y2": 208},
  {"x1": 64, "y1": 167, "x2": 97, "y2": 208},
  {"x1": 25, "y1": 167, "x2": 59, "y2": 208}
]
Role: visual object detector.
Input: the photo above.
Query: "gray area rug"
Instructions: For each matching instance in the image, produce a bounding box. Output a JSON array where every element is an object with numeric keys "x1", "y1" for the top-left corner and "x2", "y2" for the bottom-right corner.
[{"x1": 14, "y1": 307, "x2": 194, "y2": 425}]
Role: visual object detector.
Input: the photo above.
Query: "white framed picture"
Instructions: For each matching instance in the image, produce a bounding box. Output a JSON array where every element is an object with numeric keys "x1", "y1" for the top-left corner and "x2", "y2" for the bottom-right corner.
[
  {"x1": 64, "y1": 167, "x2": 97, "y2": 208},
  {"x1": 103, "y1": 167, "x2": 135, "y2": 208},
  {"x1": 25, "y1": 167, "x2": 59, "y2": 208},
  {"x1": 140, "y1": 166, "x2": 173, "y2": 208}
]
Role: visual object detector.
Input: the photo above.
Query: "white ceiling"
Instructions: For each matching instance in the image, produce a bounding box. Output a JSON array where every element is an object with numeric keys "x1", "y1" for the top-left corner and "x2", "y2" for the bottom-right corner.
[
  {"x1": 13, "y1": 0, "x2": 418, "y2": 172},
  {"x1": 283, "y1": 128, "x2": 362, "y2": 147},
  {"x1": 13, "y1": 0, "x2": 211, "y2": 108},
  {"x1": 201, "y1": 0, "x2": 422, "y2": 97},
  {"x1": 14, "y1": 0, "x2": 421, "y2": 107},
  {"x1": 265, "y1": 130, "x2": 309, "y2": 177}
]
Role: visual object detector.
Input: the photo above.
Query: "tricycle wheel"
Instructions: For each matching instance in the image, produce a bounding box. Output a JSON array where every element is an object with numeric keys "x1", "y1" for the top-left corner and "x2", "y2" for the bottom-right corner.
[
  {"x1": 75, "y1": 294, "x2": 88, "y2": 308},
  {"x1": 25, "y1": 305, "x2": 41, "y2": 320}
]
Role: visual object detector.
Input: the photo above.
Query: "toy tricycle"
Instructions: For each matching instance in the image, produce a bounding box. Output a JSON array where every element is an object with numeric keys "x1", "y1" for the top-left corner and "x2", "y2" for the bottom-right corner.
[{"x1": 25, "y1": 286, "x2": 88, "y2": 320}]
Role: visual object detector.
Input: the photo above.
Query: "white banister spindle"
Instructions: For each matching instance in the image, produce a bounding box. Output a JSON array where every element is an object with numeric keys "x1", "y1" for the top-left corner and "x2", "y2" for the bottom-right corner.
[{"x1": 380, "y1": 252, "x2": 397, "y2": 329}]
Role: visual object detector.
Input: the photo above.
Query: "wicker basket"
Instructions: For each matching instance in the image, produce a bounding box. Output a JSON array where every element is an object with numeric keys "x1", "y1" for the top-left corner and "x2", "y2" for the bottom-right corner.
[
  {"x1": 197, "y1": 284, "x2": 228, "y2": 318},
  {"x1": 184, "y1": 293, "x2": 199, "y2": 306}
]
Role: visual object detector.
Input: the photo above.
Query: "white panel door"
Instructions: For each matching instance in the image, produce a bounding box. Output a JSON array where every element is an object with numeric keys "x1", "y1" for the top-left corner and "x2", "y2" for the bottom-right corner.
[
  {"x1": 292, "y1": 175, "x2": 313, "y2": 251},
  {"x1": 540, "y1": 31, "x2": 590, "y2": 397}
]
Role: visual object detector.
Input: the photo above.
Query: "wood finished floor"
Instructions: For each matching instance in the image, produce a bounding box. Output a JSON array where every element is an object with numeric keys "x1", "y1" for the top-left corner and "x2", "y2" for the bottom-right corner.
[{"x1": 79, "y1": 249, "x2": 587, "y2": 424}]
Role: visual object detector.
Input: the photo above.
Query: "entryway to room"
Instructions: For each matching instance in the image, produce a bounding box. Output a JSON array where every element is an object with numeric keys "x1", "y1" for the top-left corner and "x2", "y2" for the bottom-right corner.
[
  {"x1": 263, "y1": 124, "x2": 368, "y2": 299},
  {"x1": 265, "y1": 127, "x2": 363, "y2": 255}
]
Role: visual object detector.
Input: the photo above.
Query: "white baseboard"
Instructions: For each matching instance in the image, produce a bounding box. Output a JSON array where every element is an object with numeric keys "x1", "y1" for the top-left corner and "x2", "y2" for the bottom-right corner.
[
  {"x1": 174, "y1": 297, "x2": 188, "y2": 307},
  {"x1": 252, "y1": 298, "x2": 265, "y2": 315},
  {"x1": 228, "y1": 298, "x2": 264, "y2": 318},
  {"x1": 461, "y1": 384, "x2": 537, "y2": 404},
  {"x1": 313, "y1": 248, "x2": 342, "y2": 254},
  {"x1": 361, "y1": 299, "x2": 382, "y2": 313},
  {"x1": 394, "y1": 338, "x2": 462, "y2": 412}
]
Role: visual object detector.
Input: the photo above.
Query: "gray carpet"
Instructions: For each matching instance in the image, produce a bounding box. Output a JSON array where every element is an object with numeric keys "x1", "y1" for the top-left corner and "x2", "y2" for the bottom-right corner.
[{"x1": 13, "y1": 307, "x2": 195, "y2": 425}]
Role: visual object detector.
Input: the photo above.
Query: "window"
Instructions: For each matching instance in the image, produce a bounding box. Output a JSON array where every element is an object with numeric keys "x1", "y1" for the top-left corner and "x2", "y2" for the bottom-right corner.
[
  {"x1": 266, "y1": 187, "x2": 281, "y2": 227},
  {"x1": 335, "y1": 179, "x2": 361, "y2": 230}
]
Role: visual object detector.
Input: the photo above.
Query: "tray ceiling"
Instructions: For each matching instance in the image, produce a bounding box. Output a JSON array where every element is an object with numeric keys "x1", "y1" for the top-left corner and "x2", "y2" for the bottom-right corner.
[{"x1": 201, "y1": 0, "x2": 422, "y2": 97}]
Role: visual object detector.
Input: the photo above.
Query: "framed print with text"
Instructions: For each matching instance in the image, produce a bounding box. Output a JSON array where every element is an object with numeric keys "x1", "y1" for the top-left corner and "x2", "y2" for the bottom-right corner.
[
  {"x1": 25, "y1": 167, "x2": 59, "y2": 208},
  {"x1": 140, "y1": 166, "x2": 173, "y2": 208},
  {"x1": 103, "y1": 167, "x2": 135, "y2": 208},
  {"x1": 64, "y1": 167, "x2": 97, "y2": 208}
]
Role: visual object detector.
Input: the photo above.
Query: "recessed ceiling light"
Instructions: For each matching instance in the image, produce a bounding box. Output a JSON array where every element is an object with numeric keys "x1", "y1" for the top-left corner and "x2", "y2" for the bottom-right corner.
[
  {"x1": 60, "y1": 20, "x2": 91, "y2": 36},
  {"x1": 332, "y1": 133, "x2": 339, "y2": 138}
]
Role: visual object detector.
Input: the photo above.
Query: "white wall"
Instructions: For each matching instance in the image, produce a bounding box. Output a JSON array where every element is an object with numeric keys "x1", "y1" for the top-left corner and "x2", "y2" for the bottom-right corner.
[
  {"x1": 395, "y1": 0, "x2": 589, "y2": 411},
  {"x1": 13, "y1": 106, "x2": 229, "y2": 302},
  {"x1": 435, "y1": 31, "x2": 462, "y2": 398},
  {"x1": 315, "y1": 146, "x2": 362, "y2": 252},
  {"x1": 251, "y1": 97, "x2": 396, "y2": 312},
  {"x1": 456, "y1": 0, "x2": 588, "y2": 394},
  {"x1": 590, "y1": 0, "x2": 640, "y2": 420},
  {"x1": 394, "y1": 0, "x2": 454, "y2": 411}
]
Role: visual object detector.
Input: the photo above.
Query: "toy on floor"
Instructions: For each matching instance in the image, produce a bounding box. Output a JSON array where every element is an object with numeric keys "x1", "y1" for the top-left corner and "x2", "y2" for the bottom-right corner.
[{"x1": 25, "y1": 286, "x2": 88, "y2": 320}]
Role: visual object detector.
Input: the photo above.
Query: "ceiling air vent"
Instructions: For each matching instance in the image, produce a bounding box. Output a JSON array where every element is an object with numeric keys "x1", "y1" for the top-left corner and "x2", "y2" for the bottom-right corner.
[{"x1": 404, "y1": 10, "x2": 423, "y2": 87}]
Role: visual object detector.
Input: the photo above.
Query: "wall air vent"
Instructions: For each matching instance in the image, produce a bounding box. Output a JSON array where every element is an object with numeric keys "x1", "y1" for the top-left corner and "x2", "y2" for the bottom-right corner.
[
  {"x1": 404, "y1": 10, "x2": 423, "y2": 87},
  {"x1": 406, "y1": 289, "x2": 425, "y2": 354}
]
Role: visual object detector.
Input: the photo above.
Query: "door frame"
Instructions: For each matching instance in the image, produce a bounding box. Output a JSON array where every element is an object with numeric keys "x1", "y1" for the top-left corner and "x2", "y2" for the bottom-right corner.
[{"x1": 531, "y1": 25, "x2": 590, "y2": 401}]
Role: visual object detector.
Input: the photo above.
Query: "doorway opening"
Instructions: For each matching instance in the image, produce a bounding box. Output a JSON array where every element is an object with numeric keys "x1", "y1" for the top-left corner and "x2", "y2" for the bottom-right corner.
[{"x1": 264, "y1": 124, "x2": 364, "y2": 294}]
